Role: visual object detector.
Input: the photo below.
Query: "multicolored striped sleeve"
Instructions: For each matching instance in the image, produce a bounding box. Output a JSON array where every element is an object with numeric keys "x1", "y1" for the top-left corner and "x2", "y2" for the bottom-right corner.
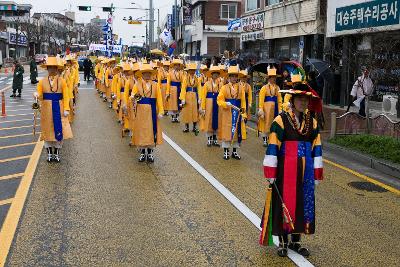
[
  {"x1": 312, "y1": 119, "x2": 323, "y2": 180},
  {"x1": 263, "y1": 115, "x2": 284, "y2": 179}
]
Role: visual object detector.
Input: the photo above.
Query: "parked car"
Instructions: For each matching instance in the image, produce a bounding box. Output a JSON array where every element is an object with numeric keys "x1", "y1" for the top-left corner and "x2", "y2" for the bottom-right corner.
[
  {"x1": 35, "y1": 54, "x2": 47, "y2": 64},
  {"x1": 78, "y1": 57, "x2": 86, "y2": 71}
]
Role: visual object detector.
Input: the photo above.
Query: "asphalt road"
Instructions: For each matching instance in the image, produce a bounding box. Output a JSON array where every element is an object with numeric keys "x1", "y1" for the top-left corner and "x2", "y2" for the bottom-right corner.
[{"x1": 1, "y1": 75, "x2": 400, "y2": 266}]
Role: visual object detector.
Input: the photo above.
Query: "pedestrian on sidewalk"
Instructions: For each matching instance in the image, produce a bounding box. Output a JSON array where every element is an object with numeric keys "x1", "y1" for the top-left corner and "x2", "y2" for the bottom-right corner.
[
  {"x1": 180, "y1": 62, "x2": 200, "y2": 134},
  {"x1": 10, "y1": 60, "x2": 24, "y2": 97},
  {"x1": 348, "y1": 66, "x2": 374, "y2": 117},
  {"x1": 257, "y1": 67, "x2": 282, "y2": 147},
  {"x1": 261, "y1": 84, "x2": 323, "y2": 257},
  {"x1": 30, "y1": 56, "x2": 38, "y2": 84},
  {"x1": 166, "y1": 58, "x2": 184, "y2": 123},
  {"x1": 200, "y1": 65, "x2": 224, "y2": 147},
  {"x1": 129, "y1": 63, "x2": 164, "y2": 163},
  {"x1": 34, "y1": 56, "x2": 73, "y2": 162},
  {"x1": 217, "y1": 65, "x2": 247, "y2": 160}
]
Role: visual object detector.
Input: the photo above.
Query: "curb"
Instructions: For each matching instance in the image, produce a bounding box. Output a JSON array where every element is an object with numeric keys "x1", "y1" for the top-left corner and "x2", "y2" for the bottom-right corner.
[{"x1": 323, "y1": 141, "x2": 400, "y2": 179}]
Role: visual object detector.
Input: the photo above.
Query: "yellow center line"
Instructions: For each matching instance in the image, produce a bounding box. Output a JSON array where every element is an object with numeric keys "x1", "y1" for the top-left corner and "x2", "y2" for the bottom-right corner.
[
  {"x1": 0, "y1": 132, "x2": 40, "y2": 139},
  {"x1": 0, "y1": 125, "x2": 33, "y2": 131},
  {"x1": 0, "y1": 139, "x2": 43, "y2": 266},
  {"x1": 0, "y1": 118, "x2": 40, "y2": 124},
  {"x1": 0, "y1": 142, "x2": 36, "y2": 150},
  {"x1": 323, "y1": 159, "x2": 400, "y2": 195},
  {"x1": 0, "y1": 173, "x2": 24, "y2": 181},
  {"x1": 0, "y1": 199, "x2": 13, "y2": 207},
  {"x1": 0, "y1": 155, "x2": 31, "y2": 163}
]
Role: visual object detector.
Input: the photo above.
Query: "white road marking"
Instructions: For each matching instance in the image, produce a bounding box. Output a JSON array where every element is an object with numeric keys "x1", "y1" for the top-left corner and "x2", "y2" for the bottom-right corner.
[
  {"x1": 0, "y1": 77, "x2": 7, "y2": 81},
  {"x1": 162, "y1": 133, "x2": 314, "y2": 267}
]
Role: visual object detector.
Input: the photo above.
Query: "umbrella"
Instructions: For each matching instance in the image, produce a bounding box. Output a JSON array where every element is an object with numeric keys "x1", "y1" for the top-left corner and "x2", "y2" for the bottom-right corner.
[
  {"x1": 306, "y1": 58, "x2": 334, "y2": 85},
  {"x1": 250, "y1": 59, "x2": 281, "y2": 73},
  {"x1": 150, "y1": 49, "x2": 165, "y2": 55}
]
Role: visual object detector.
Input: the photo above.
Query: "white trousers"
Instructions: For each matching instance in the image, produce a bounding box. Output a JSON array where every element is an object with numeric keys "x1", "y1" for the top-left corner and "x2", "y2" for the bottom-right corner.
[
  {"x1": 44, "y1": 141, "x2": 63, "y2": 149},
  {"x1": 221, "y1": 141, "x2": 240, "y2": 149}
]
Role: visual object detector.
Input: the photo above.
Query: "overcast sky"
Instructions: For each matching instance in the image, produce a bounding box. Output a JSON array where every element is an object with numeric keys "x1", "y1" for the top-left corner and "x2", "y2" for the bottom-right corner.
[{"x1": 24, "y1": 0, "x2": 175, "y2": 45}]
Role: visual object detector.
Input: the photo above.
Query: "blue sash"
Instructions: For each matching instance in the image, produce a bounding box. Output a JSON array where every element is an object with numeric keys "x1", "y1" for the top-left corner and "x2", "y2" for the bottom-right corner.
[
  {"x1": 120, "y1": 87, "x2": 124, "y2": 93},
  {"x1": 171, "y1": 81, "x2": 182, "y2": 110},
  {"x1": 43, "y1": 93, "x2": 63, "y2": 142},
  {"x1": 137, "y1": 97, "x2": 157, "y2": 144},
  {"x1": 226, "y1": 98, "x2": 242, "y2": 144},
  {"x1": 264, "y1": 96, "x2": 279, "y2": 117},
  {"x1": 206, "y1": 92, "x2": 219, "y2": 131},
  {"x1": 161, "y1": 79, "x2": 167, "y2": 84}
]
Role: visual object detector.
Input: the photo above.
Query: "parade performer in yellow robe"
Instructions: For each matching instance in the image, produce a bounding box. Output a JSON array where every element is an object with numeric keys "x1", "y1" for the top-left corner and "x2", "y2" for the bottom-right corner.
[
  {"x1": 258, "y1": 68, "x2": 283, "y2": 146},
  {"x1": 61, "y1": 58, "x2": 75, "y2": 123},
  {"x1": 200, "y1": 65, "x2": 224, "y2": 146},
  {"x1": 34, "y1": 57, "x2": 73, "y2": 163},
  {"x1": 158, "y1": 60, "x2": 170, "y2": 112},
  {"x1": 166, "y1": 59, "x2": 184, "y2": 123},
  {"x1": 130, "y1": 63, "x2": 164, "y2": 163},
  {"x1": 99, "y1": 59, "x2": 107, "y2": 99},
  {"x1": 180, "y1": 62, "x2": 200, "y2": 134},
  {"x1": 111, "y1": 64, "x2": 122, "y2": 113},
  {"x1": 217, "y1": 65, "x2": 247, "y2": 160},
  {"x1": 105, "y1": 58, "x2": 116, "y2": 107},
  {"x1": 124, "y1": 62, "x2": 140, "y2": 141},
  {"x1": 239, "y1": 70, "x2": 252, "y2": 120}
]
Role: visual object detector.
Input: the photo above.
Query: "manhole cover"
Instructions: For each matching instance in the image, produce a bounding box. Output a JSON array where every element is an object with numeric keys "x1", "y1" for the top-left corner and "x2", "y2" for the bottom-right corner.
[{"x1": 348, "y1": 181, "x2": 388, "y2": 193}]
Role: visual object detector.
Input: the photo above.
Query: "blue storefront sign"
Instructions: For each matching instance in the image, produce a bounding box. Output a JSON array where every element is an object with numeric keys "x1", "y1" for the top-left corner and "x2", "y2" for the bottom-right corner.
[
  {"x1": 9, "y1": 33, "x2": 27, "y2": 46},
  {"x1": 335, "y1": 0, "x2": 400, "y2": 32}
]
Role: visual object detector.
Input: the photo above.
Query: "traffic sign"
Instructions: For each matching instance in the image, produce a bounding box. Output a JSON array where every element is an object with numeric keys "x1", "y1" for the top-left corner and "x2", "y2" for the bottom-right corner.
[{"x1": 78, "y1": 6, "x2": 91, "y2": 11}]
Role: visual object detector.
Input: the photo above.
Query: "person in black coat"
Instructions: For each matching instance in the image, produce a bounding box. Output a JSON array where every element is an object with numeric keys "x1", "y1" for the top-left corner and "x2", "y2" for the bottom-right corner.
[
  {"x1": 10, "y1": 60, "x2": 24, "y2": 97},
  {"x1": 83, "y1": 58, "x2": 93, "y2": 81}
]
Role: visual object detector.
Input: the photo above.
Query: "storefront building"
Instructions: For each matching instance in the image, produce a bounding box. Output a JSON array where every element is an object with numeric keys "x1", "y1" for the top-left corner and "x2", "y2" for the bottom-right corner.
[{"x1": 326, "y1": 0, "x2": 400, "y2": 106}]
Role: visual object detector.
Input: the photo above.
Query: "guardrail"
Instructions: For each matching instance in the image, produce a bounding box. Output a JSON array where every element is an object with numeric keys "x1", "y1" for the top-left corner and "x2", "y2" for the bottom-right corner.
[
  {"x1": 330, "y1": 111, "x2": 400, "y2": 139},
  {"x1": 0, "y1": 85, "x2": 11, "y2": 117}
]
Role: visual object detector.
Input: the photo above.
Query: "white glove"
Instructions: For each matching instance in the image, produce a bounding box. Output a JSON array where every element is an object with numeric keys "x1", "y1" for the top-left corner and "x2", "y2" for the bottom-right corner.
[
  {"x1": 158, "y1": 114, "x2": 163, "y2": 118},
  {"x1": 267, "y1": 178, "x2": 276, "y2": 184},
  {"x1": 63, "y1": 110, "x2": 69, "y2": 117},
  {"x1": 112, "y1": 94, "x2": 116, "y2": 99},
  {"x1": 315, "y1": 180, "x2": 320, "y2": 186},
  {"x1": 199, "y1": 109, "x2": 206, "y2": 116},
  {"x1": 33, "y1": 92, "x2": 39, "y2": 98},
  {"x1": 181, "y1": 100, "x2": 186, "y2": 105},
  {"x1": 257, "y1": 108, "x2": 264, "y2": 118},
  {"x1": 198, "y1": 99, "x2": 201, "y2": 105},
  {"x1": 226, "y1": 102, "x2": 232, "y2": 107}
]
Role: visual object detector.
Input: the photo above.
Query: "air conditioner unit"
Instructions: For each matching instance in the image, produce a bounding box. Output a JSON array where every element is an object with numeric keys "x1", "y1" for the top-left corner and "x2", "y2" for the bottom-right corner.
[{"x1": 382, "y1": 95, "x2": 398, "y2": 115}]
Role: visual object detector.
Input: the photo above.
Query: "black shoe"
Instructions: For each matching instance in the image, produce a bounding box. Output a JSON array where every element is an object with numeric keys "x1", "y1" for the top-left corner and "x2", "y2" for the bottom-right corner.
[
  {"x1": 183, "y1": 128, "x2": 189, "y2": 133},
  {"x1": 147, "y1": 154, "x2": 154, "y2": 163},
  {"x1": 10, "y1": 94, "x2": 16, "y2": 98},
  {"x1": 277, "y1": 247, "x2": 288, "y2": 257},
  {"x1": 213, "y1": 140, "x2": 220, "y2": 147},
  {"x1": 232, "y1": 152, "x2": 241, "y2": 160},
  {"x1": 52, "y1": 148, "x2": 60, "y2": 163},
  {"x1": 288, "y1": 243, "x2": 310, "y2": 257},
  {"x1": 207, "y1": 137, "x2": 212, "y2": 147},
  {"x1": 139, "y1": 150, "x2": 146, "y2": 162},
  {"x1": 223, "y1": 149, "x2": 230, "y2": 160},
  {"x1": 16, "y1": 94, "x2": 21, "y2": 97},
  {"x1": 192, "y1": 128, "x2": 199, "y2": 135},
  {"x1": 46, "y1": 148, "x2": 53, "y2": 162}
]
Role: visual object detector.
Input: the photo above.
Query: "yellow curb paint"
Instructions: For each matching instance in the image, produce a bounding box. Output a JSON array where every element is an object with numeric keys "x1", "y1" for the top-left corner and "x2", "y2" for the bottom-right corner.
[
  {"x1": 0, "y1": 139, "x2": 43, "y2": 267},
  {"x1": 0, "y1": 125, "x2": 33, "y2": 131},
  {"x1": 0, "y1": 155, "x2": 30, "y2": 163},
  {"x1": 323, "y1": 159, "x2": 400, "y2": 196},
  {"x1": 0, "y1": 173, "x2": 24, "y2": 181},
  {"x1": 0, "y1": 132, "x2": 40, "y2": 139},
  {"x1": 0, "y1": 142, "x2": 36, "y2": 150},
  {"x1": 0, "y1": 199, "x2": 13, "y2": 207}
]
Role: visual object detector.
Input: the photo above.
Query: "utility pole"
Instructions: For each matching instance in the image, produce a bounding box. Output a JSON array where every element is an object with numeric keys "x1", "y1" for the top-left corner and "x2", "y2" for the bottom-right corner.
[{"x1": 149, "y1": 0, "x2": 154, "y2": 48}]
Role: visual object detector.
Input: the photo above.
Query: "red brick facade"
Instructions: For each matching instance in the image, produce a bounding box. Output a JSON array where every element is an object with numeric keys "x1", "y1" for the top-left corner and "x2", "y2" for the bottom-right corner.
[{"x1": 204, "y1": 1, "x2": 242, "y2": 25}]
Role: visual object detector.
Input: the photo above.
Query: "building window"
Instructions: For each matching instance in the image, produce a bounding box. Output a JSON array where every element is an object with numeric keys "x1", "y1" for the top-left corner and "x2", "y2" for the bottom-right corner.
[
  {"x1": 220, "y1": 38, "x2": 236, "y2": 54},
  {"x1": 192, "y1": 4, "x2": 202, "y2": 21},
  {"x1": 220, "y1": 4, "x2": 237, "y2": 20},
  {"x1": 267, "y1": 0, "x2": 282, "y2": 6},
  {"x1": 246, "y1": 0, "x2": 260, "y2": 12}
]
